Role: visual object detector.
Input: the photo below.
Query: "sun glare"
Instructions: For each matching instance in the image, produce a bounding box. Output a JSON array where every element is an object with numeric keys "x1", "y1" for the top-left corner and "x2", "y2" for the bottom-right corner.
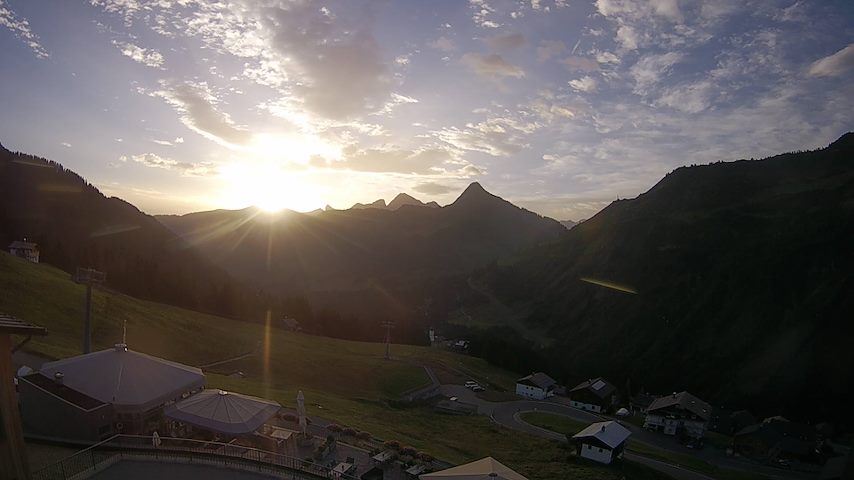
[{"x1": 218, "y1": 162, "x2": 321, "y2": 213}]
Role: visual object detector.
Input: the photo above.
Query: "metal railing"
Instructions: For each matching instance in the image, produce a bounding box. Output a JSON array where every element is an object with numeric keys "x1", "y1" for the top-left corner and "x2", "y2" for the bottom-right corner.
[{"x1": 32, "y1": 434, "x2": 363, "y2": 480}]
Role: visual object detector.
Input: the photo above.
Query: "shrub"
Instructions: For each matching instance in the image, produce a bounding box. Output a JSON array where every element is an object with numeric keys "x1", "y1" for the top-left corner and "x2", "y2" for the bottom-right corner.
[
  {"x1": 400, "y1": 445, "x2": 417, "y2": 457},
  {"x1": 281, "y1": 413, "x2": 297, "y2": 422},
  {"x1": 356, "y1": 431, "x2": 372, "y2": 440},
  {"x1": 342, "y1": 427, "x2": 357, "y2": 436},
  {"x1": 384, "y1": 440, "x2": 401, "y2": 451},
  {"x1": 326, "y1": 423, "x2": 342, "y2": 433},
  {"x1": 417, "y1": 452, "x2": 434, "y2": 463}
]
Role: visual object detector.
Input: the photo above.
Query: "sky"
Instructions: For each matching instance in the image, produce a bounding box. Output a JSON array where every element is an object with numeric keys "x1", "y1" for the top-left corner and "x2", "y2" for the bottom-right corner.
[{"x1": 0, "y1": 0, "x2": 852, "y2": 220}]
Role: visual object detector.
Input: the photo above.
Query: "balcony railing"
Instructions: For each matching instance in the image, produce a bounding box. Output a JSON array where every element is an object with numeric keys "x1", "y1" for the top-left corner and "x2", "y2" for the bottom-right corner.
[{"x1": 32, "y1": 434, "x2": 363, "y2": 480}]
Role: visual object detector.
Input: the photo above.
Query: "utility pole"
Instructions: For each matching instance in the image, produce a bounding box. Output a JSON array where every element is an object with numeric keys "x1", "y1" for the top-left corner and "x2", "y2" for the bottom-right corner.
[
  {"x1": 380, "y1": 320, "x2": 395, "y2": 360},
  {"x1": 73, "y1": 267, "x2": 105, "y2": 354}
]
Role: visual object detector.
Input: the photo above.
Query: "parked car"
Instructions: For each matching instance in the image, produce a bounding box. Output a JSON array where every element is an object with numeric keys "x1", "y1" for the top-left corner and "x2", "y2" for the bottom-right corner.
[
  {"x1": 464, "y1": 381, "x2": 478, "y2": 388},
  {"x1": 471, "y1": 385, "x2": 485, "y2": 392}
]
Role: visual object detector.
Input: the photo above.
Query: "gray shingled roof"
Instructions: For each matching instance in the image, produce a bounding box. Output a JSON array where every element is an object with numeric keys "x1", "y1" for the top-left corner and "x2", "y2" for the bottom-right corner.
[
  {"x1": 39, "y1": 345, "x2": 204, "y2": 412},
  {"x1": 572, "y1": 421, "x2": 632, "y2": 449},
  {"x1": 569, "y1": 377, "x2": 617, "y2": 400},
  {"x1": 647, "y1": 391, "x2": 712, "y2": 420},
  {"x1": 517, "y1": 372, "x2": 556, "y2": 390},
  {"x1": 165, "y1": 389, "x2": 280, "y2": 435}
]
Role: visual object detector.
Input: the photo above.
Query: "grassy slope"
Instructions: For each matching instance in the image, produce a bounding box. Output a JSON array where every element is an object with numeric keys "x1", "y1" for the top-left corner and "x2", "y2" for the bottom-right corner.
[{"x1": 2, "y1": 252, "x2": 669, "y2": 479}]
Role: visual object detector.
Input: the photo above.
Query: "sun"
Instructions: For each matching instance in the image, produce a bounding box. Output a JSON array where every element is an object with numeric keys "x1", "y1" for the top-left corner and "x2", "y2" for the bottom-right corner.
[{"x1": 218, "y1": 162, "x2": 321, "y2": 213}]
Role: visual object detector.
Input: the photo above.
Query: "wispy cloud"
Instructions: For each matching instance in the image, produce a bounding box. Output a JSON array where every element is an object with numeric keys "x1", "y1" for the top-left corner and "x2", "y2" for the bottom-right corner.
[
  {"x1": 808, "y1": 44, "x2": 854, "y2": 78},
  {"x1": 0, "y1": 0, "x2": 48, "y2": 58},
  {"x1": 112, "y1": 40, "x2": 164, "y2": 68}
]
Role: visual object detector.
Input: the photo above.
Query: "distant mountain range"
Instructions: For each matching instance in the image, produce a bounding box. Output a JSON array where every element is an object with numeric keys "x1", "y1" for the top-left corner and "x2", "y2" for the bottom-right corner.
[
  {"x1": 348, "y1": 193, "x2": 440, "y2": 211},
  {"x1": 157, "y1": 182, "x2": 565, "y2": 322},
  {"x1": 471, "y1": 132, "x2": 854, "y2": 425}
]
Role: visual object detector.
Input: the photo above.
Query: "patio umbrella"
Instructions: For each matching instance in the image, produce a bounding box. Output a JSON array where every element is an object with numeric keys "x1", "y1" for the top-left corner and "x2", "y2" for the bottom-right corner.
[
  {"x1": 419, "y1": 457, "x2": 528, "y2": 480},
  {"x1": 297, "y1": 390, "x2": 307, "y2": 435},
  {"x1": 165, "y1": 389, "x2": 280, "y2": 435}
]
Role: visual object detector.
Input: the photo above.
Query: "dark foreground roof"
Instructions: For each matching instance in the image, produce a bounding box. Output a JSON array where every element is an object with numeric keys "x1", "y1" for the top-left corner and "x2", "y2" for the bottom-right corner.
[
  {"x1": 0, "y1": 313, "x2": 47, "y2": 336},
  {"x1": 22, "y1": 373, "x2": 107, "y2": 411},
  {"x1": 39, "y1": 345, "x2": 204, "y2": 412}
]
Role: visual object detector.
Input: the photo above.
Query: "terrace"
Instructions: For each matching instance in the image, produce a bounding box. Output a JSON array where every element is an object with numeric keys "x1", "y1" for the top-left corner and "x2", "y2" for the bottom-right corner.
[{"x1": 32, "y1": 435, "x2": 364, "y2": 480}]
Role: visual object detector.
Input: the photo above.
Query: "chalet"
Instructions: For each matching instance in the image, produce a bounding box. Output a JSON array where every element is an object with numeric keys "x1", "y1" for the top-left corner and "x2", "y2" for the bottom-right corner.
[
  {"x1": 515, "y1": 372, "x2": 557, "y2": 400},
  {"x1": 571, "y1": 421, "x2": 631, "y2": 465},
  {"x1": 8, "y1": 240, "x2": 39, "y2": 263},
  {"x1": 733, "y1": 416, "x2": 818, "y2": 462},
  {"x1": 568, "y1": 377, "x2": 618, "y2": 413},
  {"x1": 643, "y1": 391, "x2": 711, "y2": 441}
]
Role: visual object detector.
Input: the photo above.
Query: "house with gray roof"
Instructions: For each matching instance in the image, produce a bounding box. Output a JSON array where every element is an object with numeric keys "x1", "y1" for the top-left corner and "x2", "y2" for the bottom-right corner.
[
  {"x1": 515, "y1": 372, "x2": 557, "y2": 400},
  {"x1": 568, "y1": 377, "x2": 618, "y2": 413},
  {"x1": 643, "y1": 391, "x2": 712, "y2": 441},
  {"x1": 19, "y1": 344, "x2": 204, "y2": 442},
  {"x1": 572, "y1": 421, "x2": 632, "y2": 464}
]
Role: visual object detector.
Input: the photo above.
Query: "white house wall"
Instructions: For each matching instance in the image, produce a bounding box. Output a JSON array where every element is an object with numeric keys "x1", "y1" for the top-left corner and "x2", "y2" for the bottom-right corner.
[
  {"x1": 579, "y1": 443, "x2": 613, "y2": 464},
  {"x1": 515, "y1": 383, "x2": 546, "y2": 400},
  {"x1": 570, "y1": 400, "x2": 602, "y2": 412}
]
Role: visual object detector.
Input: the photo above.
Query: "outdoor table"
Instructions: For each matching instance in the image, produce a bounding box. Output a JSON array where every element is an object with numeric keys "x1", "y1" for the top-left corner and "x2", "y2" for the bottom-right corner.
[
  {"x1": 372, "y1": 450, "x2": 394, "y2": 463},
  {"x1": 333, "y1": 462, "x2": 355, "y2": 477}
]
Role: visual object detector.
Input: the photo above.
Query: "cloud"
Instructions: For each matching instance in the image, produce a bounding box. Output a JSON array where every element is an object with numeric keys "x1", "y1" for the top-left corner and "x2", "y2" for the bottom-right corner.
[
  {"x1": 258, "y1": 3, "x2": 391, "y2": 120},
  {"x1": 112, "y1": 40, "x2": 164, "y2": 68},
  {"x1": 150, "y1": 81, "x2": 251, "y2": 147},
  {"x1": 0, "y1": 0, "x2": 49, "y2": 58},
  {"x1": 485, "y1": 32, "x2": 525, "y2": 51},
  {"x1": 462, "y1": 53, "x2": 525, "y2": 79},
  {"x1": 434, "y1": 115, "x2": 538, "y2": 157},
  {"x1": 562, "y1": 56, "x2": 600, "y2": 72},
  {"x1": 470, "y1": 0, "x2": 501, "y2": 28},
  {"x1": 414, "y1": 182, "x2": 454, "y2": 195},
  {"x1": 569, "y1": 76, "x2": 597, "y2": 93},
  {"x1": 121, "y1": 153, "x2": 215, "y2": 176},
  {"x1": 537, "y1": 40, "x2": 566, "y2": 62},
  {"x1": 629, "y1": 52, "x2": 683, "y2": 95},
  {"x1": 808, "y1": 44, "x2": 854, "y2": 78},
  {"x1": 430, "y1": 36, "x2": 456, "y2": 51},
  {"x1": 316, "y1": 146, "x2": 458, "y2": 175}
]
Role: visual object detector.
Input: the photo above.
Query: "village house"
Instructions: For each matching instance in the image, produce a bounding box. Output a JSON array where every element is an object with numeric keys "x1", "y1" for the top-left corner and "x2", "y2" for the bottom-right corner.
[
  {"x1": 571, "y1": 421, "x2": 632, "y2": 465},
  {"x1": 8, "y1": 240, "x2": 39, "y2": 263},
  {"x1": 643, "y1": 391, "x2": 711, "y2": 441},
  {"x1": 733, "y1": 416, "x2": 818, "y2": 463},
  {"x1": 515, "y1": 372, "x2": 557, "y2": 400},
  {"x1": 568, "y1": 377, "x2": 618, "y2": 413}
]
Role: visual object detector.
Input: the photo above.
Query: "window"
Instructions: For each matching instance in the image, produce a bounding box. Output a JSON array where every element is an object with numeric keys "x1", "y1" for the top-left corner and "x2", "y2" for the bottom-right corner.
[
  {"x1": 587, "y1": 444, "x2": 592, "y2": 449},
  {"x1": 598, "y1": 448, "x2": 603, "y2": 453}
]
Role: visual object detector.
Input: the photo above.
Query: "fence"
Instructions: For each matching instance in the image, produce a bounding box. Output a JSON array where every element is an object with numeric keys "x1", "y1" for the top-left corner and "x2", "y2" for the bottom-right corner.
[{"x1": 32, "y1": 434, "x2": 363, "y2": 480}]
